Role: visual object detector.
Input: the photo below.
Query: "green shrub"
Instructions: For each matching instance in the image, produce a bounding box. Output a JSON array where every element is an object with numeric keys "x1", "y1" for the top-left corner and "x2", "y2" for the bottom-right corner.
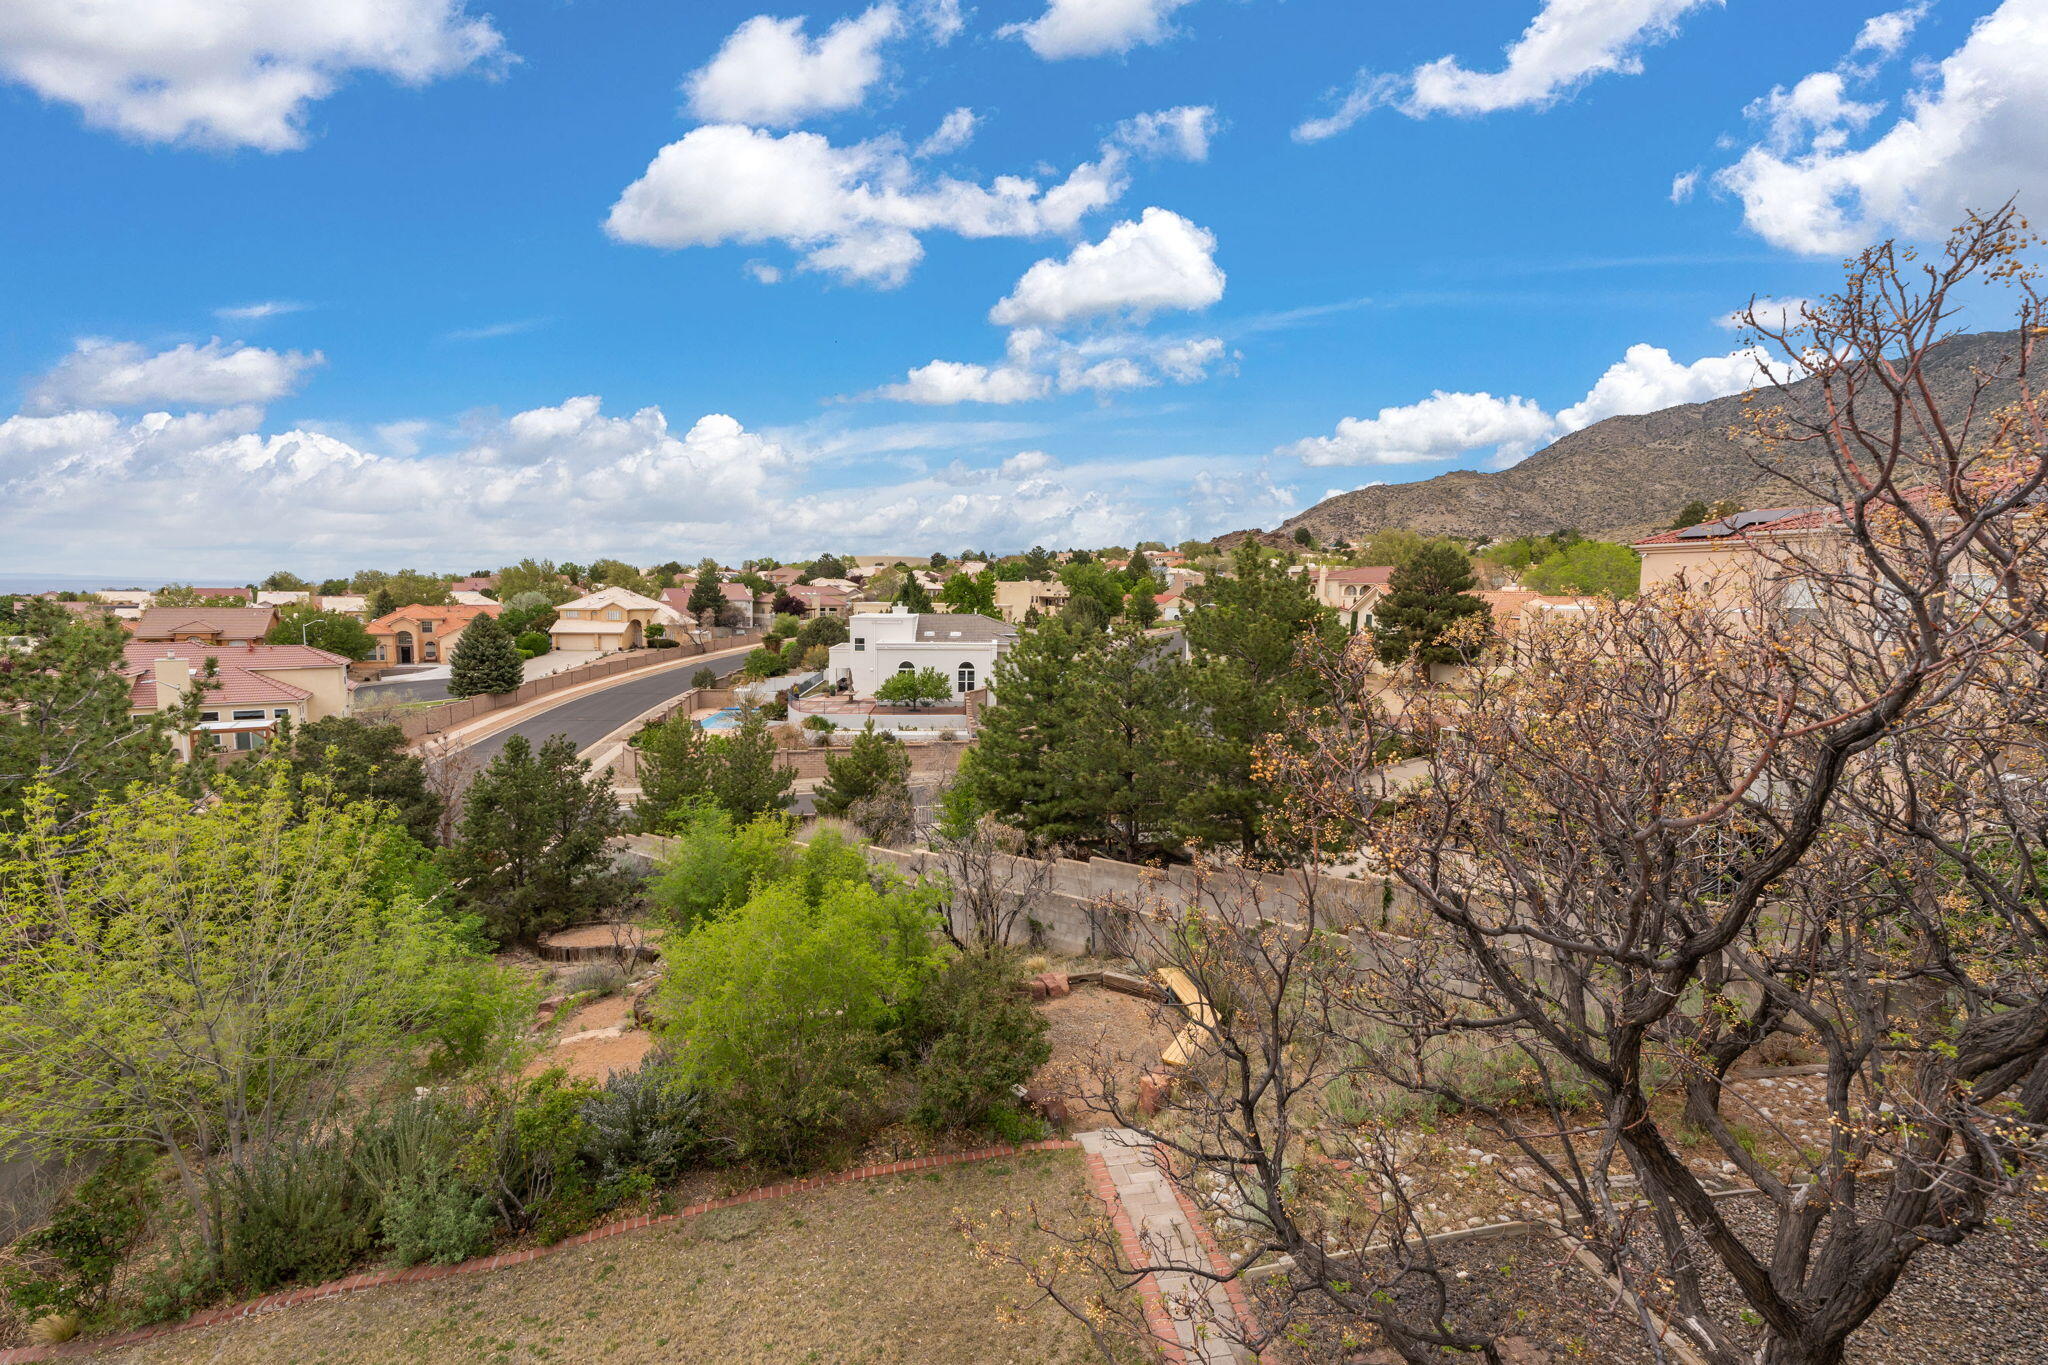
[
  {"x1": 1, "y1": 1151, "x2": 156, "y2": 1319},
  {"x1": 456, "y1": 1070, "x2": 594, "y2": 1234},
  {"x1": 380, "y1": 1173, "x2": 495, "y2": 1268},
  {"x1": 214, "y1": 1140, "x2": 376, "y2": 1294},
  {"x1": 802, "y1": 714, "x2": 835, "y2": 732},
  {"x1": 516, "y1": 630, "x2": 551, "y2": 658},
  {"x1": 660, "y1": 878, "x2": 943, "y2": 1166},
  {"x1": 691, "y1": 667, "x2": 717, "y2": 688},
  {"x1": 907, "y1": 950, "x2": 1051, "y2": 1133},
  {"x1": 579, "y1": 1055, "x2": 706, "y2": 1182},
  {"x1": 646, "y1": 805, "x2": 796, "y2": 932},
  {"x1": 760, "y1": 698, "x2": 789, "y2": 721},
  {"x1": 743, "y1": 647, "x2": 789, "y2": 678}
]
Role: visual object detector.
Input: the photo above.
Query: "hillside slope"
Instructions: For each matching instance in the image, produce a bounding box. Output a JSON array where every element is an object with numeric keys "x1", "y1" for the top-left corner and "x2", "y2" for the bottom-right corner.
[{"x1": 1266, "y1": 330, "x2": 2022, "y2": 545}]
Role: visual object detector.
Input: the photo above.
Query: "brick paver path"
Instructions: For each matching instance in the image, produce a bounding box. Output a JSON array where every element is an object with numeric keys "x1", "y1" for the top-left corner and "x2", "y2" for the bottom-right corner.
[{"x1": 1079, "y1": 1128, "x2": 1255, "y2": 1365}]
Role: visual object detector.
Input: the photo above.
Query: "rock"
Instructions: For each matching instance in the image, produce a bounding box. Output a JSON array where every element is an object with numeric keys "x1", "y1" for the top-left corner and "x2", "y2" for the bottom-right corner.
[
  {"x1": 536, "y1": 994, "x2": 568, "y2": 1025},
  {"x1": 1036, "y1": 970, "x2": 1071, "y2": 1000},
  {"x1": 1137, "y1": 1070, "x2": 1173, "y2": 1117}
]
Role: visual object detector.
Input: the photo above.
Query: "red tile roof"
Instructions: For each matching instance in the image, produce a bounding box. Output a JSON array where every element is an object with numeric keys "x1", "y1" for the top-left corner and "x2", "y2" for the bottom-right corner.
[
  {"x1": 122, "y1": 641, "x2": 347, "y2": 710},
  {"x1": 366, "y1": 603, "x2": 502, "y2": 632},
  {"x1": 1321, "y1": 566, "x2": 1396, "y2": 585},
  {"x1": 132, "y1": 606, "x2": 278, "y2": 639}
]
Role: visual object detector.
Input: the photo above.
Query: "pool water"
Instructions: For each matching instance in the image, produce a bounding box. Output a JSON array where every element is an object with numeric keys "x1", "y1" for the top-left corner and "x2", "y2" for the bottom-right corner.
[{"x1": 697, "y1": 707, "x2": 742, "y2": 732}]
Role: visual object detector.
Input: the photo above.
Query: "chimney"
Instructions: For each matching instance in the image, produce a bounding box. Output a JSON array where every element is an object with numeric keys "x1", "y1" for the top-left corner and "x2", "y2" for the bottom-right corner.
[{"x1": 154, "y1": 656, "x2": 191, "y2": 711}]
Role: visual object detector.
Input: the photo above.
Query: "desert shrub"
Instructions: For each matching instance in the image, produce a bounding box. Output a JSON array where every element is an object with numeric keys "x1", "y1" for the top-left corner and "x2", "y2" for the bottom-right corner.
[
  {"x1": 691, "y1": 667, "x2": 717, "y2": 688},
  {"x1": 802, "y1": 714, "x2": 835, "y2": 732},
  {"x1": 647, "y1": 805, "x2": 796, "y2": 932},
  {"x1": 456, "y1": 1070, "x2": 595, "y2": 1235},
  {"x1": 349, "y1": 1097, "x2": 469, "y2": 1197},
  {"x1": 760, "y1": 698, "x2": 789, "y2": 721},
  {"x1": 0, "y1": 1151, "x2": 156, "y2": 1319},
  {"x1": 907, "y1": 950, "x2": 1051, "y2": 1133},
  {"x1": 213, "y1": 1140, "x2": 376, "y2": 1294},
  {"x1": 564, "y1": 961, "x2": 628, "y2": 998},
  {"x1": 579, "y1": 1055, "x2": 707, "y2": 1182},
  {"x1": 660, "y1": 878, "x2": 943, "y2": 1166},
  {"x1": 379, "y1": 1173, "x2": 494, "y2": 1268},
  {"x1": 800, "y1": 644, "x2": 829, "y2": 671}
]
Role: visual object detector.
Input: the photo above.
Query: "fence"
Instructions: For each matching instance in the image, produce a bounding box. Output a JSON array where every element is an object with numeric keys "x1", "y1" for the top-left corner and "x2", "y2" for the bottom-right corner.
[{"x1": 378, "y1": 634, "x2": 765, "y2": 743}]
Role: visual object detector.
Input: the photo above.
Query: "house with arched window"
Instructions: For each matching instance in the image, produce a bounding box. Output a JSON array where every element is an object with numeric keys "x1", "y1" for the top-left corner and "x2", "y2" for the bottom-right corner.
[{"x1": 825, "y1": 608, "x2": 1014, "y2": 703}]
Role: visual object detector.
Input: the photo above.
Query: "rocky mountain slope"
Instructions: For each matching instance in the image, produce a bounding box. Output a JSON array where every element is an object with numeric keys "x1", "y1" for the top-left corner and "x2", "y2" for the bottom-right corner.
[{"x1": 1257, "y1": 330, "x2": 2023, "y2": 546}]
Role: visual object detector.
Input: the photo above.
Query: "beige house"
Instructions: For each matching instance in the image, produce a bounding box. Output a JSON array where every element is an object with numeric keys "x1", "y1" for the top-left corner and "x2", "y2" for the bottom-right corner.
[
  {"x1": 1632, "y1": 507, "x2": 1834, "y2": 603},
  {"x1": 1311, "y1": 565, "x2": 1397, "y2": 631},
  {"x1": 125, "y1": 641, "x2": 352, "y2": 759},
  {"x1": 548, "y1": 586, "x2": 679, "y2": 653},
  {"x1": 992, "y1": 578, "x2": 1070, "y2": 623},
  {"x1": 365, "y1": 603, "x2": 504, "y2": 672}
]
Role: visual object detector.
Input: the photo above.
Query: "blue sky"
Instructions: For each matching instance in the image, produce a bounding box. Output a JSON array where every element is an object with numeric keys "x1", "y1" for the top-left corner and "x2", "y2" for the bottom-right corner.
[{"x1": 1, "y1": 0, "x2": 2041, "y2": 579}]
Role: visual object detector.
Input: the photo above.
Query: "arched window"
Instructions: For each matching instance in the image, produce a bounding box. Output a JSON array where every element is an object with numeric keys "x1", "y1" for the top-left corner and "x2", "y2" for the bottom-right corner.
[
  {"x1": 956, "y1": 662, "x2": 976, "y2": 693},
  {"x1": 897, "y1": 661, "x2": 916, "y2": 674}
]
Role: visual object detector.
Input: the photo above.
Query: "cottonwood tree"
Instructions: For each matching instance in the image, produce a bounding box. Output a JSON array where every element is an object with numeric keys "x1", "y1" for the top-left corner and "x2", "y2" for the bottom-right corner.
[{"x1": 1255, "y1": 212, "x2": 2048, "y2": 1365}]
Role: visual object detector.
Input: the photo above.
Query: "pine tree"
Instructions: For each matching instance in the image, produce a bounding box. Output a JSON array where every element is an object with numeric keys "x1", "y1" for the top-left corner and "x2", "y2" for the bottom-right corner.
[
  {"x1": 1372, "y1": 541, "x2": 1492, "y2": 670},
  {"x1": 442, "y1": 734, "x2": 629, "y2": 942},
  {"x1": 1124, "y1": 588, "x2": 1161, "y2": 628},
  {"x1": 1055, "y1": 625, "x2": 1193, "y2": 860},
  {"x1": 814, "y1": 722, "x2": 911, "y2": 818},
  {"x1": 261, "y1": 715, "x2": 442, "y2": 846},
  {"x1": 447, "y1": 611, "x2": 523, "y2": 697},
  {"x1": 894, "y1": 576, "x2": 934, "y2": 613},
  {"x1": 632, "y1": 716, "x2": 717, "y2": 832},
  {"x1": 687, "y1": 558, "x2": 725, "y2": 622},
  {"x1": 1176, "y1": 542, "x2": 1341, "y2": 854},
  {"x1": 708, "y1": 708, "x2": 794, "y2": 820},
  {"x1": 957, "y1": 617, "x2": 1092, "y2": 847}
]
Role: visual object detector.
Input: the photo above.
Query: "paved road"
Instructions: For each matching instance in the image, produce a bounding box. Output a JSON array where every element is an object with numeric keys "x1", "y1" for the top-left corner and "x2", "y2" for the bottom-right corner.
[{"x1": 463, "y1": 649, "x2": 753, "y2": 767}]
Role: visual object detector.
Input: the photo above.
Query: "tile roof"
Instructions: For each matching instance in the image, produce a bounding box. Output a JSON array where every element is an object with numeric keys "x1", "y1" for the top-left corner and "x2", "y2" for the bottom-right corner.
[
  {"x1": 366, "y1": 603, "x2": 502, "y2": 632},
  {"x1": 1321, "y1": 566, "x2": 1397, "y2": 585},
  {"x1": 122, "y1": 641, "x2": 347, "y2": 710},
  {"x1": 1632, "y1": 506, "x2": 1831, "y2": 547},
  {"x1": 132, "y1": 606, "x2": 279, "y2": 639}
]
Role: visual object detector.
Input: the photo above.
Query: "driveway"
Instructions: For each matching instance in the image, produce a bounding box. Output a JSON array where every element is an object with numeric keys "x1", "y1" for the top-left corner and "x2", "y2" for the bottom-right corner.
[{"x1": 464, "y1": 649, "x2": 754, "y2": 768}]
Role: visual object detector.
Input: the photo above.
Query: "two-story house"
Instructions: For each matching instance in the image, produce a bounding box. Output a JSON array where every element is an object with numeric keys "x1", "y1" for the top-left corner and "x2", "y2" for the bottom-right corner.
[
  {"x1": 826, "y1": 609, "x2": 1017, "y2": 700},
  {"x1": 131, "y1": 606, "x2": 279, "y2": 646},
  {"x1": 364, "y1": 602, "x2": 504, "y2": 672},
  {"x1": 547, "y1": 587, "x2": 679, "y2": 654},
  {"x1": 124, "y1": 641, "x2": 353, "y2": 758}
]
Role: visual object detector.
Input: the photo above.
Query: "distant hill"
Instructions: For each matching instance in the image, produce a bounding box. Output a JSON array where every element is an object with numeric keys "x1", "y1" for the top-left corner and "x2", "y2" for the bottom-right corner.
[{"x1": 1254, "y1": 330, "x2": 2024, "y2": 547}]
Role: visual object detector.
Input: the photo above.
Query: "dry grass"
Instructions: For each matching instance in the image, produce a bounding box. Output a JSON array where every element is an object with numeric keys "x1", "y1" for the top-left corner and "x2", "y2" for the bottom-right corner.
[{"x1": 91, "y1": 1150, "x2": 1120, "y2": 1365}]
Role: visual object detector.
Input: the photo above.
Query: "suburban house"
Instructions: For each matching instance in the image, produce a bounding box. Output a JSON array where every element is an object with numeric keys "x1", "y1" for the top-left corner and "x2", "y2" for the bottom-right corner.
[
  {"x1": 762, "y1": 566, "x2": 807, "y2": 588},
  {"x1": 1631, "y1": 506, "x2": 1835, "y2": 603},
  {"x1": 124, "y1": 641, "x2": 352, "y2": 759},
  {"x1": 781, "y1": 583, "x2": 856, "y2": 619},
  {"x1": 826, "y1": 609, "x2": 1017, "y2": 701},
  {"x1": 662, "y1": 580, "x2": 762, "y2": 629},
  {"x1": 449, "y1": 575, "x2": 497, "y2": 594},
  {"x1": 365, "y1": 602, "x2": 504, "y2": 671},
  {"x1": 547, "y1": 586, "x2": 679, "y2": 654},
  {"x1": 992, "y1": 578, "x2": 1071, "y2": 623},
  {"x1": 1153, "y1": 590, "x2": 1191, "y2": 621},
  {"x1": 1312, "y1": 565, "x2": 1397, "y2": 631},
  {"x1": 132, "y1": 606, "x2": 278, "y2": 645},
  {"x1": 451, "y1": 590, "x2": 498, "y2": 608},
  {"x1": 188, "y1": 586, "x2": 255, "y2": 602}
]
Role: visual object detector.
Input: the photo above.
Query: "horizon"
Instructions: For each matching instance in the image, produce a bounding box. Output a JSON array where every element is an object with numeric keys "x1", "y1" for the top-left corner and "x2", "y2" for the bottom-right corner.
[{"x1": 3, "y1": 1, "x2": 2040, "y2": 575}]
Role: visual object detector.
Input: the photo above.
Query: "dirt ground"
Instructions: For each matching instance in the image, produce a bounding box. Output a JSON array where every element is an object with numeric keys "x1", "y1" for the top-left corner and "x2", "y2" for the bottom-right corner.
[
  {"x1": 522, "y1": 992, "x2": 653, "y2": 1084},
  {"x1": 539, "y1": 923, "x2": 654, "y2": 951},
  {"x1": 91, "y1": 1151, "x2": 1118, "y2": 1365},
  {"x1": 1032, "y1": 985, "x2": 1179, "y2": 1131}
]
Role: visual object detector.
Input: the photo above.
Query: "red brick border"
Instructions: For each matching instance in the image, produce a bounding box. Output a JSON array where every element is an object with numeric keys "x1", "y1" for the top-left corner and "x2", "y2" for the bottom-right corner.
[
  {"x1": 0, "y1": 1140, "x2": 1078, "y2": 1363},
  {"x1": 1160, "y1": 1156, "x2": 1264, "y2": 1363},
  {"x1": 1083, "y1": 1150, "x2": 1188, "y2": 1365}
]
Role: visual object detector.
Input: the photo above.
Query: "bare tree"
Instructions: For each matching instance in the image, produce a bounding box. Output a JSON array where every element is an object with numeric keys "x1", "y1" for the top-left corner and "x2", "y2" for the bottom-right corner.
[{"x1": 925, "y1": 813, "x2": 1065, "y2": 951}]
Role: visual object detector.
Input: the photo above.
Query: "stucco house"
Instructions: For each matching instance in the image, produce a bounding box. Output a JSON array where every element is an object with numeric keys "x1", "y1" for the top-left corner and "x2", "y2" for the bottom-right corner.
[
  {"x1": 1311, "y1": 565, "x2": 1397, "y2": 631},
  {"x1": 365, "y1": 602, "x2": 503, "y2": 671},
  {"x1": 781, "y1": 583, "x2": 856, "y2": 619},
  {"x1": 124, "y1": 641, "x2": 352, "y2": 759},
  {"x1": 662, "y1": 580, "x2": 762, "y2": 630},
  {"x1": 992, "y1": 578, "x2": 1070, "y2": 623},
  {"x1": 547, "y1": 586, "x2": 679, "y2": 654},
  {"x1": 131, "y1": 606, "x2": 278, "y2": 646},
  {"x1": 1631, "y1": 506, "x2": 1836, "y2": 604},
  {"x1": 826, "y1": 609, "x2": 1016, "y2": 700}
]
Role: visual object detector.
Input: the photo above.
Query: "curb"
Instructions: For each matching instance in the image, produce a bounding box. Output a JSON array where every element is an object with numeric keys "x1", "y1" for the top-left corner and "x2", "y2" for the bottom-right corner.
[{"x1": 0, "y1": 1140, "x2": 1080, "y2": 1363}]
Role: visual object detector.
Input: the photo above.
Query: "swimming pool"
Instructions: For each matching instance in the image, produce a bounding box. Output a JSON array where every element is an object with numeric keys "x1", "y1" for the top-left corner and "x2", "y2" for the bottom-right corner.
[{"x1": 697, "y1": 707, "x2": 743, "y2": 732}]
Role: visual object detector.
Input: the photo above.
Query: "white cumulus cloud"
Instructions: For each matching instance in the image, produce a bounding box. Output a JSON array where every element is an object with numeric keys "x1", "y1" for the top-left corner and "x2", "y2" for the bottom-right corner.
[
  {"x1": 685, "y1": 6, "x2": 903, "y2": 127},
  {"x1": 0, "y1": 0, "x2": 506, "y2": 151},
  {"x1": 991, "y1": 207, "x2": 1224, "y2": 327},
  {"x1": 1554, "y1": 343, "x2": 1769, "y2": 430},
  {"x1": 1295, "y1": 0, "x2": 1717, "y2": 141},
  {"x1": 28, "y1": 338, "x2": 323, "y2": 412},
  {"x1": 1714, "y1": 0, "x2": 2048, "y2": 254},
  {"x1": 915, "y1": 106, "x2": 979, "y2": 157},
  {"x1": 1004, "y1": 0, "x2": 1197, "y2": 60}
]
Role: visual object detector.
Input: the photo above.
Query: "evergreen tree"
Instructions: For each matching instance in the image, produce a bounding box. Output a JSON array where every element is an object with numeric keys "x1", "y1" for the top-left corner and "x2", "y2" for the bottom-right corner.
[
  {"x1": 1057, "y1": 625, "x2": 1194, "y2": 860},
  {"x1": 442, "y1": 734, "x2": 629, "y2": 942},
  {"x1": 1372, "y1": 540, "x2": 1493, "y2": 670},
  {"x1": 1124, "y1": 587, "x2": 1161, "y2": 628},
  {"x1": 894, "y1": 575, "x2": 934, "y2": 613},
  {"x1": 447, "y1": 611, "x2": 524, "y2": 697},
  {"x1": 632, "y1": 716, "x2": 717, "y2": 832},
  {"x1": 708, "y1": 708, "x2": 794, "y2": 820},
  {"x1": 259, "y1": 715, "x2": 442, "y2": 846},
  {"x1": 687, "y1": 558, "x2": 725, "y2": 622},
  {"x1": 957, "y1": 618, "x2": 1091, "y2": 847},
  {"x1": 1124, "y1": 549, "x2": 1155, "y2": 588},
  {"x1": 814, "y1": 722, "x2": 912, "y2": 819},
  {"x1": 1176, "y1": 541, "x2": 1342, "y2": 854}
]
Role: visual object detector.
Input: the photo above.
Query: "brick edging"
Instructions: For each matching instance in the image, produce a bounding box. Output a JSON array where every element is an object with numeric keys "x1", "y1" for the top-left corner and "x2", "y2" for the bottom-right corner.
[
  {"x1": 1083, "y1": 1151, "x2": 1188, "y2": 1365},
  {"x1": 0, "y1": 1140, "x2": 1078, "y2": 1364},
  {"x1": 1160, "y1": 1155, "x2": 1265, "y2": 1362}
]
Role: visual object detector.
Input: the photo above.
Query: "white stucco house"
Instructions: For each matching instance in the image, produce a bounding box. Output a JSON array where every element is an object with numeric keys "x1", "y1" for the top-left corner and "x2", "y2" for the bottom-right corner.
[{"x1": 826, "y1": 609, "x2": 1016, "y2": 700}]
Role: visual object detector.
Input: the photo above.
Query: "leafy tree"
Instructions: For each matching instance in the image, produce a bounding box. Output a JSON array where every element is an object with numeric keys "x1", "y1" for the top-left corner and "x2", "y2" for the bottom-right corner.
[
  {"x1": 258, "y1": 716, "x2": 441, "y2": 846},
  {"x1": 814, "y1": 722, "x2": 911, "y2": 820},
  {"x1": 928, "y1": 551, "x2": 948, "y2": 568},
  {"x1": 154, "y1": 582, "x2": 245, "y2": 606},
  {"x1": 1523, "y1": 540, "x2": 1641, "y2": 598},
  {"x1": 1372, "y1": 540, "x2": 1491, "y2": 669},
  {"x1": 586, "y1": 558, "x2": 654, "y2": 598},
  {"x1": 494, "y1": 559, "x2": 574, "y2": 604},
  {"x1": 367, "y1": 570, "x2": 453, "y2": 620},
  {"x1": 646, "y1": 805, "x2": 799, "y2": 930},
  {"x1": 1670, "y1": 498, "x2": 1740, "y2": 529},
  {"x1": 876, "y1": 666, "x2": 951, "y2": 708},
  {"x1": 991, "y1": 558, "x2": 1029, "y2": 582},
  {"x1": 795, "y1": 615, "x2": 849, "y2": 652},
  {"x1": 268, "y1": 604, "x2": 375, "y2": 660},
  {"x1": 1175, "y1": 539, "x2": 1215, "y2": 558},
  {"x1": 743, "y1": 646, "x2": 789, "y2": 677},
  {"x1": 260, "y1": 570, "x2": 311, "y2": 592},
  {"x1": 0, "y1": 599, "x2": 202, "y2": 832},
  {"x1": 498, "y1": 591, "x2": 559, "y2": 637},
  {"x1": 1292, "y1": 526, "x2": 1314, "y2": 546},
  {"x1": 686, "y1": 559, "x2": 724, "y2": 622},
  {"x1": 1057, "y1": 562, "x2": 1125, "y2": 630},
  {"x1": 316, "y1": 578, "x2": 351, "y2": 596},
  {"x1": 447, "y1": 612, "x2": 524, "y2": 698},
  {"x1": 937, "y1": 569, "x2": 998, "y2": 617},
  {"x1": 806, "y1": 553, "x2": 847, "y2": 580},
  {"x1": 1176, "y1": 541, "x2": 1342, "y2": 853},
  {"x1": 657, "y1": 875, "x2": 942, "y2": 1165},
  {"x1": 442, "y1": 734, "x2": 629, "y2": 942},
  {"x1": 893, "y1": 575, "x2": 934, "y2": 613},
  {"x1": 0, "y1": 773, "x2": 527, "y2": 1256}
]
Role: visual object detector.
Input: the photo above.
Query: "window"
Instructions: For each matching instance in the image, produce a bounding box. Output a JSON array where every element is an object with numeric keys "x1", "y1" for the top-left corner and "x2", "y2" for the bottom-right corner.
[
  {"x1": 231, "y1": 709, "x2": 265, "y2": 720},
  {"x1": 273, "y1": 708, "x2": 291, "y2": 719},
  {"x1": 898, "y1": 661, "x2": 915, "y2": 674},
  {"x1": 371, "y1": 645, "x2": 386, "y2": 661},
  {"x1": 423, "y1": 643, "x2": 439, "y2": 662},
  {"x1": 956, "y1": 662, "x2": 976, "y2": 692},
  {"x1": 606, "y1": 608, "x2": 623, "y2": 620},
  {"x1": 419, "y1": 620, "x2": 435, "y2": 633},
  {"x1": 853, "y1": 636, "x2": 866, "y2": 652},
  {"x1": 199, "y1": 711, "x2": 220, "y2": 722},
  {"x1": 233, "y1": 731, "x2": 266, "y2": 751}
]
